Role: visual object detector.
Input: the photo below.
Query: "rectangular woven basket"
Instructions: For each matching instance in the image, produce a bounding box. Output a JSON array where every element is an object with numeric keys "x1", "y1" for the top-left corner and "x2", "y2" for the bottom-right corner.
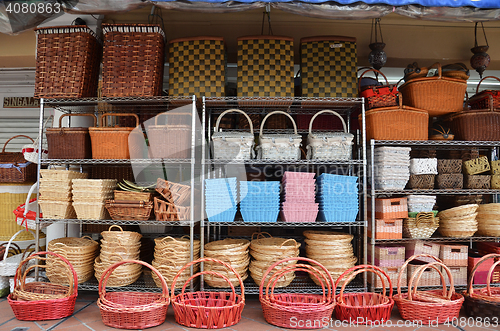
[
  {"x1": 34, "y1": 25, "x2": 101, "y2": 98},
  {"x1": 300, "y1": 36, "x2": 357, "y2": 98},
  {"x1": 46, "y1": 114, "x2": 96, "y2": 159},
  {"x1": 101, "y1": 24, "x2": 165, "y2": 97}
]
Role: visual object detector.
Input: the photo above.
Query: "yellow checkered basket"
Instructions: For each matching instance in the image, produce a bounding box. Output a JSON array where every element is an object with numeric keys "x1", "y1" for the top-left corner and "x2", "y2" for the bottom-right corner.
[
  {"x1": 237, "y1": 36, "x2": 294, "y2": 106},
  {"x1": 169, "y1": 36, "x2": 226, "y2": 98},
  {"x1": 300, "y1": 36, "x2": 357, "y2": 98}
]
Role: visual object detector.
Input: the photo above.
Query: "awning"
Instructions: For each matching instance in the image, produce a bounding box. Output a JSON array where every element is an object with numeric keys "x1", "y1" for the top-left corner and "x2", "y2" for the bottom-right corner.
[{"x1": 2, "y1": 0, "x2": 500, "y2": 35}]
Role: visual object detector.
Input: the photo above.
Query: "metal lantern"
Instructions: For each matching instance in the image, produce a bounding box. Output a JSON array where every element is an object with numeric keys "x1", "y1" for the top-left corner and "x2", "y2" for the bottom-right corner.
[
  {"x1": 368, "y1": 18, "x2": 387, "y2": 70},
  {"x1": 470, "y1": 22, "x2": 490, "y2": 79}
]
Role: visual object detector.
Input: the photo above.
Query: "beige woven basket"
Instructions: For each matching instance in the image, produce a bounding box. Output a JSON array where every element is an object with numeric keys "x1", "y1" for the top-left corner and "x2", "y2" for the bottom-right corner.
[{"x1": 437, "y1": 204, "x2": 479, "y2": 219}]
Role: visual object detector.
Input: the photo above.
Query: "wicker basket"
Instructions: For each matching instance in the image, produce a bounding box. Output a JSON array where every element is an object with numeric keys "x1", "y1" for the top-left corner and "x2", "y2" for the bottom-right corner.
[
  {"x1": 399, "y1": 62, "x2": 467, "y2": 117},
  {"x1": 46, "y1": 114, "x2": 96, "y2": 159},
  {"x1": 0, "y1": 135, "x2": 37, "y2": 183},
  {"x1": 403, "y1": 213, "x2": 439, "y2": 239},
  {"x1": 408, "y1": 174, "x2": 435, "y2": 190},
  {"x1": 146, "y1": 112, "x2": 192, "y2": 159},
  {"x1": 437, "y1": 159, "x2": 462, "y2": 174},
  {"x1": 436, "y1": 174, "x2": 463, "y2": 189},
  {"x1": 465, "y1": 175, "x2": 491, "y2": 189},
  {"x1": 154, "y1": 197, "x2": 190, "y2": 221},
  {"x1": 256, "y1": 111, "x2": 302, "y2": 160},
  {"x1": 34, "y1": 25, "x2": 101, "y2": 98},
  {"x1": 106, "y1": 200, "x2": 154, "y2": 221},
  {"x1": 212, "y1": 109, "x2": 255, "y2": 160},
  {"x1": 468, "y1": 76, "x2": 500, "y2": 111},
  {"x1": 101, "y1": 24, "x2": 165, "y2": 97},
  {"x1": 358, "y1": 69, "x2": 399, "y2": 110},
  {"x1": 449, "y1": 108, "x2": 500, "y2": 141},
  {"x1": 155, "y1": 178, "x2": 191, "y2": 206},
  {"x1": 463, "y1": 156, "x2": 490, "y2": 175},
  {"x1": 89, "y1": 113, "x2": 139, "y2": 159}
]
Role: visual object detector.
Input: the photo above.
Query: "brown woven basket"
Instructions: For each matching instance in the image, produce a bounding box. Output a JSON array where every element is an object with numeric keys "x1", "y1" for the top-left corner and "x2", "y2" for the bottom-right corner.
[
  {"x1": 114, "y1": 190, "x2": 153, "y2": 202},
  {"x1": 90, "y1": 165, "x2": 135, "y2": 182},
  {"x1": 449, "y1": 108, "x2": 500, "y2": 141},
  {"x1": 89, "y1": 113, "x2": 139, "y2": 160},
  {"x1": 101, "y1": 24, "x2": 165, "y2": 97},
  {"x1": 437, "y1": 159, "x2": 462, "y2": 174},
  {"x1": 0, "y1": 135, "x2": 36, "y2": 183},
  {"x1": 46, "y1": 114, "x2": 96, "y2": 159},
  {"x1": 34, "y1": 25, "x2": 101, "y2": 98},
  {"x1": 106, "y1": 200, "x2": 154, "y2": 221},
  {"x1": 399, "y1": 62, "x2": 467, "y2": 117},
  {"x1": 408, "y1": 174, "x2": 435, "y2": 190},
  {"x1": 465, "y1": 175, "x2": 491, "y2": 189},
  {"x1": 436, "y1": 174, "x2": 463, "y2": 189}
]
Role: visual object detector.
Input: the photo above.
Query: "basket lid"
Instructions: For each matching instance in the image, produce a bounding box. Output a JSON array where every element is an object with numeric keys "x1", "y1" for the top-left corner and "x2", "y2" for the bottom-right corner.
[
  {"x1": 300, "y1": 35, "x2": 356, "y2": 43},
  {"x1": 46, "y1": 127, "x2": 89, "y2": 133}
]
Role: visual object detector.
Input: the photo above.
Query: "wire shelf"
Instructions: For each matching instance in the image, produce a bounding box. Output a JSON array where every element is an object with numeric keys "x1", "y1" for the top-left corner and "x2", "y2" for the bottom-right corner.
[
  {"x1": 204, "y1": 220, "x2": 366, "y2": 227},
  {"x1": 372, "y1": 189, "x2": 500, "y2": 196},
  {"x1": 41, "y1": 158, "x2": 193, "y2": 165},
  {"x1": 372, "y1": 140, "x2": 500, "y2": 149},
  {"x1": 40, "y1": 218, "x2": 199, "y2": 227},
  {"x1": 206, "y1": 159, "x2": 364, "y2": 165},
  {"x1": 373, "y1": 236, "x2": 500, "y2": 244}
]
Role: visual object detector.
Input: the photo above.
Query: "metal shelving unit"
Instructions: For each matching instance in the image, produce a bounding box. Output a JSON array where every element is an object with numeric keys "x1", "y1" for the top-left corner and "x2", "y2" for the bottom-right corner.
[{"x1": 200, "y1": 96, "x2": 368, "y2": 294}]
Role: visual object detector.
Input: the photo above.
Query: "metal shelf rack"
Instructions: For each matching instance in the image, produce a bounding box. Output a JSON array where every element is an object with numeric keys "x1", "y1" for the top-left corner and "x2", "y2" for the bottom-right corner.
[{"x1": 203, "y1": 220, "x2": 366, "y2": 227}]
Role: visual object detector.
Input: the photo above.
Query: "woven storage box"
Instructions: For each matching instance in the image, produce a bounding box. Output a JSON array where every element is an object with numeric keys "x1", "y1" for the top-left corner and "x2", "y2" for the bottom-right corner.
[
  {"x1": 368, "y1": 266, "x2": 406, "y2": 288},
  {"x1": 300, "y1": 36, "x2": 357, "y2": 98},
  {"x1": 405, "y1": 241, "x2": 440, "y2": 262},
  {"x1": 437, "y1": 159, "x2": 462, "y2": 174},
  {"x1": 362, "y1": 104, "x2": 429, "y2": 141},
  {"x1": 256, "y1": 111, "x2": 302, "y2": 160},
  {"x1": 445, "y1": 266, "x2": 468, "y2": 286},
  {"x1": 407, "y1": 262, "x2": 442, "y2": 286},
  {"x1": 237, "y1": 36, "x2": 294, "y2": 104},
  {"x1": 492, "y1": 175, "x2": 500, "y2": 189},
  {"x1": 306, "y1": 110, "x2": 353, "y2": 160},
  {"x1": 491, "y1": 160, "x2": 500, "y2": 175},
  {"x1": 0, "y1": 135, "x2": 36, "y2": 183},
  {"x1": 368, "y1": 197, "x2": 408, "y2": 219},
  {"x1": 463, "y1": 156, "x2": 490, "y2": 175},
  {"x1": 410, "y1": 158, "x2": 438, "y2": 175},
  {"x1": 468, "y1": 76, "x2": 500, "y2": 110},
  {"x1": 369, "y1": 245, "x2": 405, "y2": 267},
  {"x1": 46, "y1": 114, "x2": 96, "y2": 159},
  {"x1": 465, "y1": 174, "x2": 491, "y2": 189},
  {"x1": 101, "y1": 24, "x2": 165, "y2": 97},
  {"x1": 212, "y1": 109, "x2": 255, "y2": 160},
  {"x1": 146, "y1": 112, "x2": 192, "y2": 159},
  {"x1": 34, "y1": 25, "x2": 101, "y2": 98},
  {"x1": 439, "y1": 244, "x2": 468, "y2": 267},
  {"x1": 399, "y1": 62, "x2": 467, "y2": 117},
  {"x1": 436, "y1": 174, "x2": 463, "y2": 189},
  {"x1": 89, "y1": 113, "x2": 139, "y2": 159},
  {"x1": 169, "y1": 36, "x2": 226, "y2": 98},
  {"x1": 408, "y1": 174, "x2": 435, "y2": 190},
  {"x1": 106, "y1": 200, "x2": 153, "y2": 221},
  {"x1": 449, "y1": 109, "x2": 500, "y2": 141},
  {"x1": 368, "y1": 219, "x2": 403, "y2": 239}
]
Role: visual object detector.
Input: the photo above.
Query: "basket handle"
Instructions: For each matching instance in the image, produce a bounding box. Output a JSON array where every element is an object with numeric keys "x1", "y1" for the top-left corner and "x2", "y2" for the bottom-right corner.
[
  {"x1": 215, "y1": 109, "x2": 254, "y2": 135},
  {"x1": 335, "y1": 265, "x2": 393, "y2": 304},
  {"x1": 99, "y1": 259, "x2": 169, "y2": 305},
  {"x1": 486, "y1": 259, "x2": 500, "y2": 297},
  {"x1": 308, "y1": 110, "x2": 347, "y2": 135},
  {"x1": 0, "y1": 242, "x2": 21, "y2": 258},
  {"x1": 467, "y1": 253, "x2": 500, "y2": 297},
  {"x1": 100, "y1": 113, "x2": 139, "y2": 128},
  {"x1": 171, "y1": 257, "x2": 244, "y2": 302},
  {"x1": 106, "y1": 225, "x2": 124, "y2": 232},
  {"x1": 2, "y1": 135, "x2": 34, "y2": 152},
  {"x1": 358, "y1": 68, "x2": 390, "y2": 92},
  {"x1": 415, "y1": 212, "x2": 437, "y2": 227},
  {"x1": 259, "y1": 257, "x2": 334, "y2": 301},
  {"x1": 259, "y1": 111, "x2": 297, "y2": 136},
  {"x1": 59, "y1": 113, "x2": 97, "y2": 128},
  {"x1": 428, "y1": 62, "x2": 443, "y2": 79},
  {"x1": 407, "y1": 261, "x2": 454, "y2": 301},
  {"x1": 396, "y1": 253, "x2": 442, "y2": 297},
  {"x1": 279, "y1": 238, "x2": 298, "y2": 248},
  {"x1": 153, "y1": 112, "x2": 191, "y2": 126},
  {"x1": 475, "y1": 76, "x2": 500, "y2": 94},
  {"x1": 1, "y1": 229, "x2": 35, "y2": 262},
  {"x1": 251, "y1": 232, "x2": 272, "y2": 241}
]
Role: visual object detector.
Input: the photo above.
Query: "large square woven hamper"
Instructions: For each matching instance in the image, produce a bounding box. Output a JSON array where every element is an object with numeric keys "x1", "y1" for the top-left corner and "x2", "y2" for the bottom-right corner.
[
  {"x1": 168, "y1": 36, "x2": 226, "y2": 98},
  {"x1": 101, "y1": 24, "x2": 165, "y2": 97},
  {"x1": 300, "y1": 36, "x2": 357, "y2": 98},
  {"x1": 34, "y1": 25, "x2": 101, "y2": 98},
  {"x1": 237, "y1": 36, "x2": 294, "y2": 105}
]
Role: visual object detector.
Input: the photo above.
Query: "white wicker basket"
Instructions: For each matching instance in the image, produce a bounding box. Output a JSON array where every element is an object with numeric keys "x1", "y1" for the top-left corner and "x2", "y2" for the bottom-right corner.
[
  {"x1": 212, "y1": 109, "x2": 255, "y2": 160},
  {"x1": 256, "y1": 111, "x2": 302, "y2": 160},
  {"x1": 306, "y1": 110, "x2": 353, "y2": 160},
  {"x1": 0, "y1": 230, "x2": 36, "y2": 277},
  {"x1": 410, "y1": 158, "x2": 438, "y2": 175}
]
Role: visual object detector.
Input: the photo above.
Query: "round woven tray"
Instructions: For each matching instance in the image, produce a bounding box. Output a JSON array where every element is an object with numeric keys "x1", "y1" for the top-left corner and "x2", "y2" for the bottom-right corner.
[
  {"x1": 438, "y1": 204, "x2": 479, "y2": 219},
  {"x1": 303, "y1": 230, "x2": 354, "y2": 242},
  {"x1": 205, "y1": 239, "x2": 250, "y2": 251},
  {"x1": 439, "y1": 212, "x2": 478, "y2": 223},
  {"x1": 478, "y1": 203, "x2": 500, "y2": 213},
  {"x1": 438, "y1": 228, "x2": 477, "y2": 238},
  {"x1": 100, "y1": 225, "x2": 142, "y2": 243}
]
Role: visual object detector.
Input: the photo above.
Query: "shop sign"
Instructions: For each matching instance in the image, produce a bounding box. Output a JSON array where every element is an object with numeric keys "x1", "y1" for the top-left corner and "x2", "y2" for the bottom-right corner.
[{"x1": 3, "y1": 97, "x2": 40, "y2": 108}]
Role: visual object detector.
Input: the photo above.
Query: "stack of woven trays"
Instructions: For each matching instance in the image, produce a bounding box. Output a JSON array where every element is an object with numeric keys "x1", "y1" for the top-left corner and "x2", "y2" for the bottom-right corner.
[
  {"x1": 304, "y1": 230, "x2": 357, "y2": 285},
  {"x1": 463, "y1": 156, "x2": 491, "y2": 189},
  {"x1": 39, "y1": 170, "x2": 87, "y2": 219},
  {"x1": 406, "y1": 195, "x2": 436, "y2": 213},
  {"x1": 405, "y1": 195, "x2": 438, "y2": 238},
  {"x1": 204, "y1": 239, "x2": 250, "y2": 287},
  {"x1": 436, "y1": 159, "x2": 463, "y2": 189},
  {"x1": 151, "y1": 236, "x2": 200, "y2": 289},
  {"x1": 154, "y1": 178, "x2": 192, "y2": 222},
  {"x1": 438, "y1": 204, "x2": 479, "y2": 238},
  {"x1": 372, "y1": 146, "x2": 411, "y2": 190},
  {"x1": 240, "y1": 181, "x2": 280, "y2": 222},
  {"x1": 106, "y1": 190, "x2": 154, "y2": 227},
  {"x1": 72, "y1": 179, "x2": 117, "y2": 220},
  {"x1": 47, "y1": 236, "x2": 99, "y2": 284},
  {"x1": 280, "y1": 171, "x2": 318, "y2": 222},
  {"x1": 317, "y1": 173, "x2": 358, "y2": 222},
  {"x1": 204, "y1": 178, "x2": 237, "y2": 222},
  {"x1": 94, "y1": 226, "x2": 142, "y2": 287},
  {"x1": 475, "y1": 203, "x2": 500, "y2": 237},
  {"x1": 408, "y1": 158, "x2": 437, "y2": 189},
  {"x1": 249, "y1": 235, "x2": 300, "y2": 287}
]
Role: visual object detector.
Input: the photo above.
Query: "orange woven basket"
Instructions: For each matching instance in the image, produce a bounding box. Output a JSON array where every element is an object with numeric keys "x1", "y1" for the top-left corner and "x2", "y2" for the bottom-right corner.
[
  {"x1": 399, "y1": 62, "x2": 467, "y2": 117},
  {"x1": 89, "y1": 113, "x2": 139, "y2": 159}
]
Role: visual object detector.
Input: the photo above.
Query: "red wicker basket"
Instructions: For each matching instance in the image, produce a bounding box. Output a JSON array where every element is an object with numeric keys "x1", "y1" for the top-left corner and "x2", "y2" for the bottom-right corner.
[
  {"x1": 259, "y1": 257, "x2": 335, "y2": 329},
  {"x1": 463, "y1": 253, "x2": 500, "y2": 318},
  {"x1": 393, "y1": 254, "x2": 464, "y2": 324},
  {"x1": 468, "y1": 76, "x2": 500, "y2": 111},
  {"x1": 97, "y1": 259, "x2": 170, "y2": 330},
  {"x1": 358, "y1": 69, "x2": 399, "y2": 110},
  {"x1": 171, "y1": 257, "x2": 245, "y2": 329},
  {"x1": 334, "y1": 265, "x2": 394, "y2": 324},
  {"x1": 7, "y1": 251, "x2": 78, "y2": 321}
]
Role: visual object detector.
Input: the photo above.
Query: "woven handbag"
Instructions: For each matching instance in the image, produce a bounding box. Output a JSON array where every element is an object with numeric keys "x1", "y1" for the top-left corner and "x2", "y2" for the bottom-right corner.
[
  {"x1": 212, "y1": 109, "x2": 255, "y2": 160},
  {"x1": 256, "y1": 111, "x2": 302, "y2": 160},
  {"x1": 0, "y1": 229, "x2": 36, "y2": 277},
  {"x1": 358, "y1": 69, "x2": 399, "y2": 110},
  {"x1": 468, "y1": 76, "x2": 500, "y2": 111},
  {"x1": 46, "y1": 113, "x2": 96, "y2": 159}
]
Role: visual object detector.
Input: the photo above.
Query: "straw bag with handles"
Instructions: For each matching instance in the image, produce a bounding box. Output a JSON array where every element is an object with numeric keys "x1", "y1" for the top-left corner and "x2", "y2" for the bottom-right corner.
[
  {"x1": 212, "y1": 109, "x2": 255, "y2": 160},
  {"x1": 256, "y1": 111, "x2": 302, "y2": 160},
  {"x1": 358, "y1": 69, "x2": 399, "y2": 110}
]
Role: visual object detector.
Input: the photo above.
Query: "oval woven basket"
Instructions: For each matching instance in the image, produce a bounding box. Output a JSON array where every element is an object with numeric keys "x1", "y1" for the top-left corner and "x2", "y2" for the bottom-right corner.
[{"x1": 438, "y1": 204, "x2": 479, "y2": 219}]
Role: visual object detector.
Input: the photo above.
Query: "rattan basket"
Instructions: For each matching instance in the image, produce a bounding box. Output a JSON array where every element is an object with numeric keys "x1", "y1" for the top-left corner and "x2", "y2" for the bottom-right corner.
[
  {"x1": 106, "y1": 200, "x2": 154, "y2": 221},
  {"x1": 256, "y1": 111, "x2": 302, "y2": 160},
  {"x1": 212, "y1": 109, "x2": 255, "y2": 160},
  {"x1": 146, "y1": 112, "x2": 192, "y2": 159},
  {"x1": 89, "y1": 113, "x2": 139, "y2": 159},
  {"x1": 468, "y1": 76, "x2": 500, "y2": 111},
  {"x1": 154, "y1": 197, "x2": 191, "y2": 221},
  {"x1": 436, "y1": 174, "x2": 463, "y2": 189},
  {"x1": 408, "y1": 174, "x2": 435, "y2": 190},
  {"x1": 0, "y1": 135, "x2": 37, "y2": 183},
  {"x1": 46, "y1": 114, "x2": 96, "y2": 159},
  {"x1": 449, "y1": 108, "x2": 500, "y2": 141},
  {"x1": 403, "y1": 213, "x2": 439, "y2": 239},
  {"x1": 437, "y1": 159, "x2": 462, "y2": 174},
  {"x1": 465, "y1": 174, "x2": 491, "y2": 189}
]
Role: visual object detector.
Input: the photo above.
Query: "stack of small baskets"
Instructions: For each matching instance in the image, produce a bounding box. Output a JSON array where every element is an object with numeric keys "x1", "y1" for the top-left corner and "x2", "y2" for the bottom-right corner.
[
  {"x1": 151, "y1": 236, "x2": 200, "y2": 289},
  {"x1": 249, "y1": 234, "x2": 300, "y2": 287},
  {"x1": 463, "y1": 156, "x2": 492, "y2": 189},
  {"x1": 154, "y1": 178, "x2": 191, "y2": 222},
  {"x1": 436, "y1": 159, "x2": 463, "y2": 189},
  {"x1": 47, "y1": 236, "x2": 99, "y2": 285},
  {"x1": 475, "y1": 203, "x2": 500, "y2": 237},
  {"x1": 204, "y1": 239, "x2": 250, "y2": 287},
  {"x1": 408, "y1": 158, "x2": 437, "y2": 190},
  {"x1": 106, "y1": 189, "x2": 154, "y2": 224},
  {"x1": 94, "y1": 226, "x2": 143, "y2": 287},
  {"x1": 39, "y1": 169, "x2": 86, "y2": 219},
  {"x1": 304, "y1": 230, "x2": 357, "y2": 285},
  {"x1": 403, "y1": 212, "x2": 439, "y2": 239},
  {"x1": 438, "y1": 204, "x2": 479, "y2": 237},
  {"x1": 72, "y1": 179, "x2": 117, "y2": 220}
]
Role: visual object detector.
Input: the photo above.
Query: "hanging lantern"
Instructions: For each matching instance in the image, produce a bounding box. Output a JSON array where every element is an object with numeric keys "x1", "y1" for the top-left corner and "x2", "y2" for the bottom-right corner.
[
  {"x1": 470, "y1": 22, "x2": 490, "y2": 79},
  {"x1": 368, "y1": 18, "x2": 387, "y2": 70}
]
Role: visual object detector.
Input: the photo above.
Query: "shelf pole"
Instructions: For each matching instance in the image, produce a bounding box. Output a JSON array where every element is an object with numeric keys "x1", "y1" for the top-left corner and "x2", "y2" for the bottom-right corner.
[
  {"x1": 190, "y1": 95, "x2": 196, "y2": 292},
  {"x1": 200, "y1": 96, "x2": 207, "y2": 291}
]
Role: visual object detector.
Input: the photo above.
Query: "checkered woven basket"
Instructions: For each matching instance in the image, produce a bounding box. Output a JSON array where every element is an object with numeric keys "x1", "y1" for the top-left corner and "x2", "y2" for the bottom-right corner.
[
  {"x1": 169, "y1": 36, "x2": 226, "y2": 97},
  {"x1": 300, "y1": 36, "x2": 357, "y2": 98},
  {"x1": 237, "y1": 36, "x2": 294, "y2": 99}
]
